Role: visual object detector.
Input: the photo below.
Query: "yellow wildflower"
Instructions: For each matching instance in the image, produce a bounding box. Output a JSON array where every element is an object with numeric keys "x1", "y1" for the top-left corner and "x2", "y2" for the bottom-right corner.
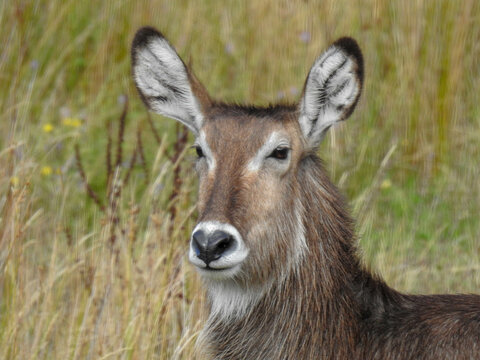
[
  {"x1": 10, "y1": 176, "x2": 19, "y2": 186},
  {"x1": 41, "y1": 166, "x2": 53, "y2": 176},
  {"x1": 62, "y1": 117, "x2": 82, "y2": 127},
  {"x1": 43, "y1": 123, "x2": 54, "y2": 133},
  {"x1": 380, "y1": 179, "x2": 392, "y2": 190}
]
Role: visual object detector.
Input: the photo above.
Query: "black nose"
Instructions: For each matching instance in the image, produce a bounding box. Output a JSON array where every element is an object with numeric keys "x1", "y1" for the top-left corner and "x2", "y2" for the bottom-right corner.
[{"x1": 191, "y1": 229, "x2": 236, "y2": 266}]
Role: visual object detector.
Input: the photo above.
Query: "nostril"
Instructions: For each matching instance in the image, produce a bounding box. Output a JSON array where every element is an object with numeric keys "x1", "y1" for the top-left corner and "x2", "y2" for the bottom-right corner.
[
  {"x1": 192, "y1": 238, "x2": 200, "y2": 256},
  {"x1": 214, "y1": 236, "x2": 234, "y2": 254},
  {"x1": 192, "y1": 229, "x2": 207, "y2": 257},
  {"x1": 209, "y1": 232, "x2": 236, "y2": 263}
]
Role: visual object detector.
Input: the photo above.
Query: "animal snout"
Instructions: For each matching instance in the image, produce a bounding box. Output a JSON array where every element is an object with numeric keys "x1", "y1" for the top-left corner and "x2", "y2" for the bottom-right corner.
[
  {"x1": 192, "y1": 229, "x2": 236, "y2": 266},
  {"x1": 189, "y1": 222, "x2": 249, "y2": 275}
]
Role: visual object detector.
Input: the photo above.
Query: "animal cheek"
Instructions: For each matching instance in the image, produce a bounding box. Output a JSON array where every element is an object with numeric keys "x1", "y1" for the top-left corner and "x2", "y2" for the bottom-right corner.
[
  {"x1": 250, "y1": 177, "x2": 283, "y2": 213},
  {"x1": 242, "y1": 185, "x2": 283, "y2": 240},
  {"x1": 242, "y1": 217, "x2": 288, "y2": 284}
]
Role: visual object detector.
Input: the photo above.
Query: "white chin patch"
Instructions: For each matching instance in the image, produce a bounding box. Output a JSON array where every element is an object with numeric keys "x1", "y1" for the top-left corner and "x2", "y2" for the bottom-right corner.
[{"x1": 206, "y1": 282, "x2": 266, "y2": 319}]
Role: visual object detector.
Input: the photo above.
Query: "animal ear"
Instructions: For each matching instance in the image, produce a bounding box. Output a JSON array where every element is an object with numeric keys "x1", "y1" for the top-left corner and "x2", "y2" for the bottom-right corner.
[
  {"x1": 298, "y1": 37, "x2": 364, "y2": 149},
  {"x1": 131, "y1": 27, "x2": 210, "y2": 135}
]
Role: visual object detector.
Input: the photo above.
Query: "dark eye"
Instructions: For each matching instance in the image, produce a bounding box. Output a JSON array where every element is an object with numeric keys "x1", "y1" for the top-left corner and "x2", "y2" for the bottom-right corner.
[
  {"x1": 269, "y1": 147, "x2": 290, "y2": 160},
  {"x1": 195, "y1": 146, "x2": 204, "y2": 158}
]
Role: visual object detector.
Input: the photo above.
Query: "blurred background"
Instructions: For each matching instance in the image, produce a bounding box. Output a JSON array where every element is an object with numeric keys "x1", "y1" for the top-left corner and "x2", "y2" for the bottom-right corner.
[{"x1": 0, "y1": 0, "x2": 479, "y2": 358}]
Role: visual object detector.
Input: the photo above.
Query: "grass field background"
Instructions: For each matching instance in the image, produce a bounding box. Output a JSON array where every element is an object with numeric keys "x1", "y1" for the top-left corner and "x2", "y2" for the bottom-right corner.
[{"x1": 1, "y1": 0, "x2": 479, "y2": 358}]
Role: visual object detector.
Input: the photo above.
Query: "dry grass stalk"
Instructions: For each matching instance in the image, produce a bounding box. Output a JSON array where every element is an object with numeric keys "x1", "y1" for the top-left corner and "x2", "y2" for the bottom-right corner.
[
  {"x1": 115, "y1": 95, "x2": 128, "y2": 169},
  {"x1": 136, "y1": 124, "x2": 149, "y2": 183},
  {"x1": 74, "y1": 144, "x2": 105, "y2": 212},
  {"x1": 146, "y1": 111, "x2": 161, "y2": 145},
  {"x1": 168, "y1": 123, "x2": 189, "y2": 236},
  {"x1": 106, "y1": 119, "x2": 113, "y2": 193}
]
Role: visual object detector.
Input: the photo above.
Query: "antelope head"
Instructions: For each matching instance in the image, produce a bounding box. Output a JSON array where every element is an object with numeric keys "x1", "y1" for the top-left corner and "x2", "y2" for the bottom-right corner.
[{"x1": 132, "y1": 27, "x2": 363, "y2": 307}]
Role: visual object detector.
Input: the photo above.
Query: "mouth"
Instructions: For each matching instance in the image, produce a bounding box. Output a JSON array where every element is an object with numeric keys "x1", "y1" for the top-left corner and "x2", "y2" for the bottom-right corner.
[
  {"x1": 195, "y1": 263, "x2": 242, "y2": 279},
  {"x1": 205, "y1": 265, "x2": 229, "y2": 271},
  {"x1": 189, "y1": 248, "x2": 248, "y2": 274}
]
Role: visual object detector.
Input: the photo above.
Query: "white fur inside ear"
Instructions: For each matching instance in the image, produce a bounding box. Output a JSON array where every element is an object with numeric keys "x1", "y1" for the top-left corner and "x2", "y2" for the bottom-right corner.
[
  {"x1": 299, "y1": 45, "x2": 361, "y2": 148},
  {"x1": 133, "y1": 35, "x2": 203, "y2": 133}
]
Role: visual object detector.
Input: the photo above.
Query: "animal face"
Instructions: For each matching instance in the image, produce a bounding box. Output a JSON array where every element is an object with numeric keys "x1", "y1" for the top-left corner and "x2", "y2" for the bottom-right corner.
[
  {"x1": 131, "y1": 26, "x2": 363, "y2": 288},
  {"x1": 189, "y1": 108, "x2": 306, "y2": 286}
]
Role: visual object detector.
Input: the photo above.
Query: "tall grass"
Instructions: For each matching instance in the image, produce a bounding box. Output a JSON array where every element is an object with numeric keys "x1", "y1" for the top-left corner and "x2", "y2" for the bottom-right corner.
[{"x1": 0, "y1": 0, "x2": 479, "y2": 358}]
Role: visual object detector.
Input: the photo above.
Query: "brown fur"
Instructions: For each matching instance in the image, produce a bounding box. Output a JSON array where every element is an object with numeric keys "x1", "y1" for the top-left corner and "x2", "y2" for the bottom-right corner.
[
  {"x1": 130, "y1": 27, "x2": 480, "y2": 359},
  {"x1": 195, "y1": 105, "x2": 480, "y2": 360}
]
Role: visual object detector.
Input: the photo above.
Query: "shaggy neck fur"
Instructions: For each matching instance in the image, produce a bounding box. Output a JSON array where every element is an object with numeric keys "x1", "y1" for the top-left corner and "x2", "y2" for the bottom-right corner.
[
  {"x1": 201, "y1": 155, "x2": 363, "y2": 359},
  {"x1": 200, "y1": 155, "x2": 480, "y2": 360}
]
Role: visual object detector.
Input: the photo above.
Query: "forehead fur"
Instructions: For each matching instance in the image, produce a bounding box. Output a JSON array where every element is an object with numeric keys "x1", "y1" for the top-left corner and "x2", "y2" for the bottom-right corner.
[
  {"x1": 202, "y1": 103, "x2": 299, "y2": 150},
  {"x1": 209, "y1": 103, "x2": 297, "y2": 119}
]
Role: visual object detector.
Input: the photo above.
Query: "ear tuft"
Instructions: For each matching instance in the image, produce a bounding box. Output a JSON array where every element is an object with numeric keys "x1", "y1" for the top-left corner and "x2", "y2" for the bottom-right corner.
[
  {"x1": 332, "y1": 37, "x2": 364, "y2": 90},
  {"x1": 332, "y1": 38, "x2": 363, "y2": 71},
  {"x1": 298, "y1": 37, "x2": 364, "y2": 149},
  {"x1": 131, "y1": 26, "x2": 166, "y2": 56}
]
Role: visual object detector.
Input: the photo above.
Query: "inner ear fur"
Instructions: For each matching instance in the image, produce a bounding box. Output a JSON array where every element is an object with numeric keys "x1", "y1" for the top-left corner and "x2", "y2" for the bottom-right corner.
[
  {"x1": 131, "y1": 26, "x2": 211, "y2": 134},
  {"x1": 298, "y1": 37, "x2": 364, "y2": 148}
]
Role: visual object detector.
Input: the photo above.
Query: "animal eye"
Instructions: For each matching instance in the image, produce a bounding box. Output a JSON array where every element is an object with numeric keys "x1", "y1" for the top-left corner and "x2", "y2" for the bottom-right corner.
[
  {"x1": 269, "y1": 147, "x2": 290, "y2": 160},
  {"x1": 195, "y1": 146, "x2": 204, "y2": 158}
]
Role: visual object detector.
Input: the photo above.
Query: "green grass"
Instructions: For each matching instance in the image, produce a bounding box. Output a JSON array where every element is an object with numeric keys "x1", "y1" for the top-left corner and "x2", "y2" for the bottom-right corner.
[{"x1": 1, "y1": 0, "x2": 479, "y2": 358}]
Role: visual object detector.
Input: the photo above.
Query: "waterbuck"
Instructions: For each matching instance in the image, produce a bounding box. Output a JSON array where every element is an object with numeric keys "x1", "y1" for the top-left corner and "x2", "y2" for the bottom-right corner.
[{"x1": 131, "y1": 27, "x2": 480, "y2": 359}]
